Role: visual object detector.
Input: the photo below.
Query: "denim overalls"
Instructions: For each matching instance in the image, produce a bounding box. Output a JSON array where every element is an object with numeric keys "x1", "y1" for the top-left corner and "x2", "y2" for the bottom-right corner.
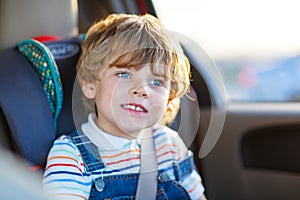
[{"x1": 70, "y1": 130, "x2": 195, "y2": 200}]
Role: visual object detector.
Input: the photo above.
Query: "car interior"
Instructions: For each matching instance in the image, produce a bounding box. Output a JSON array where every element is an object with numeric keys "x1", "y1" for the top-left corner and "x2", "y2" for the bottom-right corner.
[{"x1": 1, "y1": 0, "x2": 300, "y2": 200}]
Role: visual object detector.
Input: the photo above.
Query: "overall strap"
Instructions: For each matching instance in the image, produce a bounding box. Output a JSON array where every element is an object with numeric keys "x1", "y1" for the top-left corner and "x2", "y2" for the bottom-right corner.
[
  {"x1": 69, "y1": 130, "x2": 105, "y2": 172},
  {"x1": 158, "y1": 155, "x2": 196, "y2": 183},
  {"x1": 136, "y1": 129, "x2": 158, "y2": 200},
  {"x1": 172, "y1": 155, "x2": 196, "y2": 181}
]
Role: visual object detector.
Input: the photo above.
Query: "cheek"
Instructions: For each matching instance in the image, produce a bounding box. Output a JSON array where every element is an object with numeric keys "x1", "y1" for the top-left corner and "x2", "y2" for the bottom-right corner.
[
  {"x1": 149, "y1": 90, "x2": 170, "y2": 115},
  {"x1": 153, "y1": 89, "x2": 170, "y2": 106},
  {"x1": 96, "y1": 81, "x2": 128, "y2": 113},
  {"x1": 95, "y1": 82, "x2": 116, "y2": 108},
  {"x1": 97, "y1": 78, "x2": 120, "y2": 96}
]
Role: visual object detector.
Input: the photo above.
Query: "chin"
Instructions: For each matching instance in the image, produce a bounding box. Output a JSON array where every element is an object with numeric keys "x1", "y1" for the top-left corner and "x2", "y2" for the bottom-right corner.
[{"x1": 117, "y1": 121, "x2": 153, "y2": 135}]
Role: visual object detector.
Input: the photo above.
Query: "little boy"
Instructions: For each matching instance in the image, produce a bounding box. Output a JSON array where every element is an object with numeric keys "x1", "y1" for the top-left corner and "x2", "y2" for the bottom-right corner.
[{"x1": 43, "y1": 13, "x2": 206, "y2": 200}]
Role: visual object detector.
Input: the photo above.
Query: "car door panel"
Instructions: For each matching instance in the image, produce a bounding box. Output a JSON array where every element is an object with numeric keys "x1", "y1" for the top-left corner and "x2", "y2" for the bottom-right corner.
[{"x1": 199, "y1": 103, "x2": 300, "y2": 200}]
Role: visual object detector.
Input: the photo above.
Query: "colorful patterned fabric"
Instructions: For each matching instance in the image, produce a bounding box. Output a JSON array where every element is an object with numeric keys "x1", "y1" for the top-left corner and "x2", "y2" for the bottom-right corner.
[{"x1": 18, "y1": 39, "x2": 63, "y2": 129}]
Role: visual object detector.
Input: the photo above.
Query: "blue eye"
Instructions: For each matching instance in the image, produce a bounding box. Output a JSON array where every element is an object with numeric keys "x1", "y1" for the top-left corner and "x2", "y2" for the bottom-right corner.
[
  {"x1": 117, "y1": 72, "x2": 131, "y2": 79},
  {"x1": 151, "y1": 79, "x2": 162, "y2": 87}
]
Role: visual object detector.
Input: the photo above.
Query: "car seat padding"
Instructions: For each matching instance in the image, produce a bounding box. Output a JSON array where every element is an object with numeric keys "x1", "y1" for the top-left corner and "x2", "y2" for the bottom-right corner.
[{"x1": 0, "y1": 48, "x2": 56, "y2": 167}]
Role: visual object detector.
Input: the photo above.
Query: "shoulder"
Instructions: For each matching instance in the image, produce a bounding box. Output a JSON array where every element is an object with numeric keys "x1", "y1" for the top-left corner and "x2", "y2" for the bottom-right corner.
[
  {"x1": 50, "y1": 134, "x2": 78, "y2": 152},
  {"x1": 153, "y1": 125, "x2": 188, "y2": 155},
  {"x1": 46, "y1": 134, "x2": 83, "y2": 168},
  {"x1": 153, "y1": 125, "x2": 185, "y2": 147},
  {"x1": 153, "y1": 125, "x2": 179, "y2": 140},
  {"x1": 43, "y1": 134, "x2": 91, "y2": 199}
]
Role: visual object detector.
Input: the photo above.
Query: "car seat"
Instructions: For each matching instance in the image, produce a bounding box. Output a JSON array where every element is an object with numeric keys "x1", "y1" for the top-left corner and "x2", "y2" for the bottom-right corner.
[
  {"x1": 0, "y1": 37, "x2": 84, "y2": 170},
  {"x1": 0, "y1": 0, "x2": 79, "y2": 170}
]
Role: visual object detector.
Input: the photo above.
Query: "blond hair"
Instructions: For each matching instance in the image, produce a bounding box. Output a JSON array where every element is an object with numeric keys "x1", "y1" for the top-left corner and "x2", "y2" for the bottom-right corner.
[{"x1": 77, "y1": 13, "x2": 190, "y2": 125}]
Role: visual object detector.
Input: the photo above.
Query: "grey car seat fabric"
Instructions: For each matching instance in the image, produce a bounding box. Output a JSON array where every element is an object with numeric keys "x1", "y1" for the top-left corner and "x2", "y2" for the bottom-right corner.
[{"x1": 0, "y1": 47, "x2": 56, "y2": 168}]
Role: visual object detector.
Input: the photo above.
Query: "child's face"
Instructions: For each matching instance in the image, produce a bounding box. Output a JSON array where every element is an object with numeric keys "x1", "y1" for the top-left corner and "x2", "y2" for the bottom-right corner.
[{"x1": 83, "y1": 64, "x2": 171, "y2": 138}]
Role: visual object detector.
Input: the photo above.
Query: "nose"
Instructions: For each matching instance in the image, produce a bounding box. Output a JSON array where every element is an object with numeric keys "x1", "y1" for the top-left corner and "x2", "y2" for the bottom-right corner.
[{"x1": 130, "y1": 83, "x2": 150, "y2": 99}]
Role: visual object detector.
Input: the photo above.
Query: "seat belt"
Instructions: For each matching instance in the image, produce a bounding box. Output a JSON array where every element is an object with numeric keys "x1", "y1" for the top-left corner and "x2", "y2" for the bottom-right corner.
[{"x1": 136, "y1": 129, "x2": 158, "y2": 200}]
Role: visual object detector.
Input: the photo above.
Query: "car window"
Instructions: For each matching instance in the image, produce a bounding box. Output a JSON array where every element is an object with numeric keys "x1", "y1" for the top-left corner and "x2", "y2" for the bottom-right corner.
[{"x1": 153, "y1": 0, "x2": 300, "y2": 102}]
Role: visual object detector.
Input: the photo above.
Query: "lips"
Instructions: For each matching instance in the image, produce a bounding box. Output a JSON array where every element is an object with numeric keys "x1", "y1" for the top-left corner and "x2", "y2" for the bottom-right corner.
[{"x1": 121, "y1": 103, "x2": 148, "y2": 113}]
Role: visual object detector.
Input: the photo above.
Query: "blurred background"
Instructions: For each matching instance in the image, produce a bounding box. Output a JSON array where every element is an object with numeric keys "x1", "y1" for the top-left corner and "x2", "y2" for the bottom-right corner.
[{"x1": 153, "y1": 0, "x2": 300, "y2": 102}]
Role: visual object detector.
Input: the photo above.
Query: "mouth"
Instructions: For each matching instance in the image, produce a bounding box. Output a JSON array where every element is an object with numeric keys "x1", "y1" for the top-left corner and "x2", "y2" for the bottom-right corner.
[{"x1": 121, "y1": 103, "x2": 148, "y2": 113}]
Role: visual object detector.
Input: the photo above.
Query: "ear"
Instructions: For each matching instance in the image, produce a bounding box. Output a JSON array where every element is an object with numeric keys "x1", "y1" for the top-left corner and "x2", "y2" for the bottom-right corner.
[{"x1": 81, "y1": 79, "x2": 97, "y2": 99}]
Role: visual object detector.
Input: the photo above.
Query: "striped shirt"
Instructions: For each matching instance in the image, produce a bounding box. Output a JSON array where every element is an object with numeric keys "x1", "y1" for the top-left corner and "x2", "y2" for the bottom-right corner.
[{"x1": 43, "y1": 113, "x2": 204, "y2": 199}]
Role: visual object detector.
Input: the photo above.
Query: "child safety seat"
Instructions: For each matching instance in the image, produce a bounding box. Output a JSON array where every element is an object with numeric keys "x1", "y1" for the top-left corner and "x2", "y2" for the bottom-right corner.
[
  {"x1": 0, "y1": 0, "x2": 80, "y2": 170},
  {"x1": 0, "y1": 36, "x2": 84, "y2": 170}
]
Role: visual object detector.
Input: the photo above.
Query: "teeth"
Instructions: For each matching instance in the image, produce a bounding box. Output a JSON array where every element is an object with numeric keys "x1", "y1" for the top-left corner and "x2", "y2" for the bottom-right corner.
[
  {"x1": 135, "y1": 106, "x2": 144, "y2": 112},
  {"x1": 123, "y1": 105, "x2": 130, "y2": 109},
  {"x1": 123, "y1": 104, "x2": 145, "y2": 112}
]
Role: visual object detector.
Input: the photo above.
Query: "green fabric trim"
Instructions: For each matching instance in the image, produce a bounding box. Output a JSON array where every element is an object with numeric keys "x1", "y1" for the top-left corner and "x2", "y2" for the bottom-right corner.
[{"x1": 18, "y1": 39, "x2": 63, "y2": 130}]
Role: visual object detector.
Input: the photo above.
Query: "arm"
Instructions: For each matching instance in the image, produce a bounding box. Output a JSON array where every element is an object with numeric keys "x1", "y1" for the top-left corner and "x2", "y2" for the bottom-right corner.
[
  {"x1": 174, "y1": 134, "x2": 206, "y2": 200},
  {"x1": 199, "y1": 194, "x2": 207, "y2": 200},
  {"x1": 43, "y1": 136, "x2": 91, "y2": 200}
]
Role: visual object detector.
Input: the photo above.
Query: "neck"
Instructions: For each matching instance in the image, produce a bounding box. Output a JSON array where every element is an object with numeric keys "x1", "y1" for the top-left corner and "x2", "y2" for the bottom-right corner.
[{"x1": 95, "y1": 119, "x2": 148, "y2": 140}]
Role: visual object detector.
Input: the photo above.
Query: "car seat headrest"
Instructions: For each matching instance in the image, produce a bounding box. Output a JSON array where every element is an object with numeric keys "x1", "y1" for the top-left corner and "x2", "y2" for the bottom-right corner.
[{"x1": 18, "y1": 39, "x2": 63, "y2": 129}]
